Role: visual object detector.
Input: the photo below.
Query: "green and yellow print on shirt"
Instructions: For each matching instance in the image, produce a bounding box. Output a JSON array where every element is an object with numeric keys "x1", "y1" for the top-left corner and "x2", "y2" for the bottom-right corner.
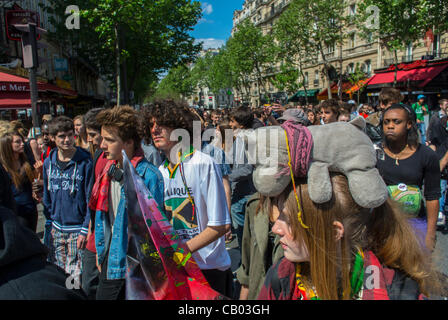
[{"x1": 165, "y1": 194, "x2": 199, "y2": 241}]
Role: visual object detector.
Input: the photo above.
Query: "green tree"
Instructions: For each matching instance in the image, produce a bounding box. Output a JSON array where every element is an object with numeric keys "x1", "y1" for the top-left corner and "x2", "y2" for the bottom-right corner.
[
  {"x1": 272, "y1": 0, "x2": 320, "y2": 104},
  {"x1": 153, "y1": 64, "x2": 195, "y2": 100},
  {"x1": 278, "y1": 0, "x2": 347, "y2": 99},
  {"x1": 44, "y1": 0, "x2": 202, "y2": 105},
  {"x1": 347, "y1": 63, "x2": 368, "y2": 104},
  {"x1": 226, "y1": 20, "x2": 276, "y2": 104}
]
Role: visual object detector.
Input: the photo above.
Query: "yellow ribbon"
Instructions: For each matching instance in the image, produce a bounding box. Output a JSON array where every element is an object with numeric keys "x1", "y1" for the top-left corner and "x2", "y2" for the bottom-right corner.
[{"x1": 285, "y1": 132, "x2": 309, "y2": 229}]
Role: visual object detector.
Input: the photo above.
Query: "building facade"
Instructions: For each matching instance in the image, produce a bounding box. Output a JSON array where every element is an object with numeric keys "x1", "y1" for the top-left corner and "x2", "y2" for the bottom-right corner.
[
  {"x1": 0, "y1": 0, "x2": 108, "y2": 120},
  {"x1": 232, "y1": 0, "x2": 448, "y2": 108}
]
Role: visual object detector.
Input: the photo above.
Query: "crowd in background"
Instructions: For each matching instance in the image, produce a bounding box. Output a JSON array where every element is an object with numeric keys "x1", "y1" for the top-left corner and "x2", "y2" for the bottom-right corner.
[{"x1": 0, "y1": 87, "x2": 447, "y2": 300}]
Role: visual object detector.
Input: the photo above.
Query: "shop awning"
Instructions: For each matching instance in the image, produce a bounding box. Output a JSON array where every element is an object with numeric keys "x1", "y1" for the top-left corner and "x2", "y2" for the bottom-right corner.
[
  {"x1": 0, "y1": 72, "x2": 29, "y2": 83},
  {"x1": 0, "y1": 92, "x2": 31, "y2": 109},
  {"x1": 367, "y1": 63, "x2": 448, "y2": 88},
  {"x1": 0, "y1": 71, "x2": 78, "y2": 97},
  {"x1": 288, "y1": 89, "x2": 320, "y2": 101},
  {"x1": 346, "y1": 79, "x2": 371, "y2": 95},
  {"x1": 39, "y1": 83, "x2": 78, "y2": 97},
  {"x1": 318, "y1": 82, "x2": 352, "y2": 100}
]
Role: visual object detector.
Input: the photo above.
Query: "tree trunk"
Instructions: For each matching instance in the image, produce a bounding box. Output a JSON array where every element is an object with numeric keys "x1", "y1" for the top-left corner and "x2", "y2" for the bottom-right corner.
[
  {"x1": 115, "y1": 24, "x2": 121, "y2": 107},
  {"x1": 393, "y1": 49, "x2": 398, "y2": 88},
  {"x1": 319, "y1": 45, "x2": 332, "y2": 100},
  {"x1": 121, "y1": 32, "x2": 129, "y2": 105},
  {"x1": 298, "y1": 61, "x2": 309, "y2": 105},
  {"x1": 338, "y1": 37, "x2": 343, "y2": 100}
]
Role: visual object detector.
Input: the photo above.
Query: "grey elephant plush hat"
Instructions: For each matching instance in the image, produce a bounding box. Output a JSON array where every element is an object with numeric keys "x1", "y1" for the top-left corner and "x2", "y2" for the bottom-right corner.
[{"x1": 252, "y1": 117, "x2": 389, "y2": 209}]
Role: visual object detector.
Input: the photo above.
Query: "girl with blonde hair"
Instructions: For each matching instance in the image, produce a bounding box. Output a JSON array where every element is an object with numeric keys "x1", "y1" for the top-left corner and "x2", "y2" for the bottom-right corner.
[
  {"x1": 254, "y1": 120, "x2": 443, "y2": 300},
  {"x1": 258, "y1": 174, "x2": 442, "y2": 300}
]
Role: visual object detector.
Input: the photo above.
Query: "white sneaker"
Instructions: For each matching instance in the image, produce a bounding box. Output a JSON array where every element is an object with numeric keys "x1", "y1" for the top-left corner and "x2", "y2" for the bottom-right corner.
[{"x1": 437, "y1": 212, "x2": 446, "y2": 226}]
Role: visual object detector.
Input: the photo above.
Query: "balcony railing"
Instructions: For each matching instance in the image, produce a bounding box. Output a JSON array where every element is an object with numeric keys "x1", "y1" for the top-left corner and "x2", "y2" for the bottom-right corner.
[
  {"x1": 313, "y1": 80, "x2": 320, "y2": 86},
  {"x1": 422, "y1": 51, "x2": 448, "y2": 60}
]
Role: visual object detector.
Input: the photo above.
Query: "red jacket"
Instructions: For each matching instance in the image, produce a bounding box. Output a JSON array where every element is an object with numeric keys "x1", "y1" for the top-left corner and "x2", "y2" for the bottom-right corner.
[{"x1": 85, "y1": 150, "x2": 109, "y2": 253}]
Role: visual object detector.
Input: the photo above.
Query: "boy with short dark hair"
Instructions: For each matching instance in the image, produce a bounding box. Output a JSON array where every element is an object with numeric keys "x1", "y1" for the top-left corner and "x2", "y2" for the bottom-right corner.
[
  {"x1": 319, "y1": 99, "x2": 340, "y2": 124},
  {"x1": 43, "y1": 116, "x2": 93, "y2": 287},
  {"x1": 91, "y1": 106, "x2": 165, "y2": 300}
]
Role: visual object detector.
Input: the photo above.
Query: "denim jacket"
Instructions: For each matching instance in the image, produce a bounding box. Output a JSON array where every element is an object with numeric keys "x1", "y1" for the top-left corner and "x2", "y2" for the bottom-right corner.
[{"x1": 95, "y1": 159, "x2": 164, "y2": 280}]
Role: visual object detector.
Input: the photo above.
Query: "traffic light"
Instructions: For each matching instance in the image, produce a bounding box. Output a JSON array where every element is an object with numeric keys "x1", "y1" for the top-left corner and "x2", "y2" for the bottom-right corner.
[{"x1": 13, "y1": 23, "x2": 47, "y2": 69}]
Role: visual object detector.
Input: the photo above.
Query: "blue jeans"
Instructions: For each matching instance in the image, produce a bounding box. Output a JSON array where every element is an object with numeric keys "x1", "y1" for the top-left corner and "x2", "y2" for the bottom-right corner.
[
  {"x1": 440, "y1": 179, "x2": 447, "y2": 214},
  {"x1": 418, "y1": 122, "x2": 426, "y2": 144},
  {"x1": 231, "y1": 196, "x2": 251, "y2": 251}
]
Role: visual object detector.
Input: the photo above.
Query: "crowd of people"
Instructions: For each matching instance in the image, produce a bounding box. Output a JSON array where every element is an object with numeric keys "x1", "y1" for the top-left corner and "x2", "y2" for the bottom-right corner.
[{"x1": 0, "y1": 87, "x2": 447, "y2": 300}]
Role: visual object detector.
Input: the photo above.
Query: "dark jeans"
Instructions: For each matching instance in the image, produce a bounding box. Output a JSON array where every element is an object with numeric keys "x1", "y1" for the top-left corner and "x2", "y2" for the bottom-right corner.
[
  {"x1": 202, "y1": 268, "x2": 233, "y2": 298},
  {"x1": 235, "y1": 224, "x2": 244, "y2": 253},
  {"x1": 96, "y1": 253, "x2": 125, "y2": 300},
  {"x1": 81, "y1": 248, "x2": 100, "y2": 300}
]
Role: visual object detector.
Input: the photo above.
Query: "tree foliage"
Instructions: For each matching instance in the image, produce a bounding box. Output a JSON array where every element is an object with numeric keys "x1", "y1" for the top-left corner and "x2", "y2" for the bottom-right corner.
[{"x1": 43, "y1": 0, "x2": 202, "y2": 104}]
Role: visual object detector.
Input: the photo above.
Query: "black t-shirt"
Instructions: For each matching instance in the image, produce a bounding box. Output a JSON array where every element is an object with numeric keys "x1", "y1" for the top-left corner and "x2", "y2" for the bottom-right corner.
[
  {"x1": 376, "y1": 144, "x2": 441, "y2": 203},
  {"x1": 427, "y1": 113, "x2": 448, "y2": 151},
  {"x1": 56, "y1": 157, "x2": 70, "y2": 171}
]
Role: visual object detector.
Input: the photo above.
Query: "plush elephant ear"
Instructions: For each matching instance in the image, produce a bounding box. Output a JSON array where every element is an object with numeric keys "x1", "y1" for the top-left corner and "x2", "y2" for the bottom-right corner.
[
  {"x1": 307, "y1": 162, "x2": 333, "y2": 204},
  {"x1": 350, "y1": 116, "x2": 366, "y2": 131},
  {"x1": 346, "y1": 169, "x2": 389, "y2": 208}
]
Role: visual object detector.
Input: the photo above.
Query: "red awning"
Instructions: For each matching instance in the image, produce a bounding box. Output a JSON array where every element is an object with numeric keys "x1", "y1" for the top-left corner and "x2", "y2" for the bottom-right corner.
[
  {"x1": 0, "y1": 71, "x2": 77, "y2": 97},
  {"x1": 0, "y1": 92, "x2": 31, "y2": 109},
  {"x1": 318, "y1": 82, "x2": 353, "y2": 100},
  {"x1": 0, "y1": 72, "x2": 29, "y2": 83},
  {"x1": 367, "y1": 63, "x2": 448, "y2": 88},
  {"x1": 39, "y1": 83, "x2": 77, "y2": 97}
]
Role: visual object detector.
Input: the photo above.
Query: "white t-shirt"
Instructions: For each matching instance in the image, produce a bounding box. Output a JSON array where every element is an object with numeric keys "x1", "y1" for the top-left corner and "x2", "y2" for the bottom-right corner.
[
  {"x1": 159, "y1": 150, "x2": 231, "y2": 271},
  {"x1": 108, "y1": 179, "x2": 122, "y2": 228}
]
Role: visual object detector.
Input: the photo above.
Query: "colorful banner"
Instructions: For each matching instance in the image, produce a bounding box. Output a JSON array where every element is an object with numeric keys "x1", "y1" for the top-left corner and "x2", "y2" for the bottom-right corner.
[{"x1": 122, "y1": 152, "x2": 226, "y2": 300}]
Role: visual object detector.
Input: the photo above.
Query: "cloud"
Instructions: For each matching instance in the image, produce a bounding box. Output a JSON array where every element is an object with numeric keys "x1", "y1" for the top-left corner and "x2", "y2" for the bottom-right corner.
[
  {"x1": 195, "y1": 38, "x2": 225, "y2": 50},
  {"x1": 198, "y1": 17, "x2": 214, "y2": 24},
  {"x1": 202, "y1": 2, "x2": 213, "y2": 15}
]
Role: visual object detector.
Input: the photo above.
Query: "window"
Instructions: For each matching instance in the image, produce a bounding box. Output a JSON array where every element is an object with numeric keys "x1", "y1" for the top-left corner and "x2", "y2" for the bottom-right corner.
[
  {"x1": 346, "y1": 63, "x2": 355, "y2": 74},
  {"x1": 433, "y1": 34, "x2": 441, "y2": 56},
  {"x1": 404, "y1": 43, "x2": 413, "y2": 62},
  {"x1": 349, "y1": 33, "x2": 356, "y2": 48},
  {"x1": 349, "y1": 4, "x2": 356, "y2": 16},
  {"x1": 367, "y1": 32, "x2": 373, "y2": 43},
  {"x1": 406, "y1": 43, "x2": 413, "y2": 56},
  {"x1": 361, "y1": 60, "x2": 371, "y2": 76},
  {"x1": 304, "y1": 72, "x2": 309, "y2": 86}
]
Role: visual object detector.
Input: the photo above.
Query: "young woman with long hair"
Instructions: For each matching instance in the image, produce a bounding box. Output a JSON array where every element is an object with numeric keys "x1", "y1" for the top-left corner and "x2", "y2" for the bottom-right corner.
[
  {"x1": 74, "y1": 114, "x2": 90, "y2": 151},
  {"x1": 305, "y1": 109, "x2": 320, "y2": 126},
  {"x1": 258, "y1": 174, "x2": 442, "y2": 300},
  {"x1": 0, "y1": 124, "x2": 38, "y2": 232},
  {"x1": 376, "y1": 104, "x2": 440, "y2": 251}
]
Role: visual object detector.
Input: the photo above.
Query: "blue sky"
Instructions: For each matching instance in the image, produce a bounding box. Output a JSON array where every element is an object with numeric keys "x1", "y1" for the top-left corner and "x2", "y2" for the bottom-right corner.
[{"x1": 192, "y1": 0, "x2": 245, "y2": 50}]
